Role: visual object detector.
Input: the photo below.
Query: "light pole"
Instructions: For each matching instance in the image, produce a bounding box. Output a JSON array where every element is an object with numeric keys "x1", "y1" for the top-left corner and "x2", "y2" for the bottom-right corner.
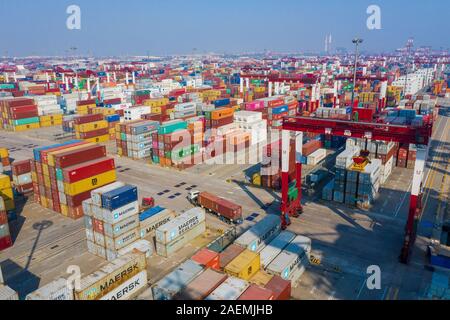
[{"x1": 351, "y1": 38, "x2": 363, "y2": 110}]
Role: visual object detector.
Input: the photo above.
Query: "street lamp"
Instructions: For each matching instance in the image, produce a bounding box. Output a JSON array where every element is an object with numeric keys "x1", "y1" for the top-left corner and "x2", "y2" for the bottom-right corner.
[{"x1": 351, "y1": 38, "x2": 363, "y2": 111}]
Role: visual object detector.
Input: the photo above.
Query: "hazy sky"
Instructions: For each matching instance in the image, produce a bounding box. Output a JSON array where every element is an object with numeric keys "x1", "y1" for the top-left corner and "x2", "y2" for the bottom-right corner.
[{"x1": 0, "y1": 0, "x2": 449, "y2": 56}]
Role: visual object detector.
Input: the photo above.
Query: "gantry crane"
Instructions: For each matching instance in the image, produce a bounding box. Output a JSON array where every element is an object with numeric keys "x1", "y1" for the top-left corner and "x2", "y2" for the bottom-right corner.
[{"x1": 280, "y1": 116, "x2": 433, "y2": 263}]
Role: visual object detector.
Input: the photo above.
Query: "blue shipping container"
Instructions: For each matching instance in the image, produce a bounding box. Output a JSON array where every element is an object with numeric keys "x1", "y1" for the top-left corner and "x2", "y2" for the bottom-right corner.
[
  {"x1": 139, "y1": 206, "x2": 166, "y2": 222},
  {"x1": 106, "y1": 114, "x2": 120, "y2": 123},
  {"x1": 101, "y1": 185, "x2": 138, "y2": 211},
  {"x1": 271, "y1": 105, "x2": 288, "y2": 115},
  {"x1": 214, "y1": 99, "x2": 230, "y2": 108}
]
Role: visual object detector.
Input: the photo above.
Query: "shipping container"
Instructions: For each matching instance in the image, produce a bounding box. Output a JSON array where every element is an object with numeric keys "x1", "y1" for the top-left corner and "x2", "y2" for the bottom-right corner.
[
  {"x1": 264, "y1": 275, "x2": 291, "y2": 300},
  {"x1": 191, "y1": 248, "x2": 220, "y2": 270},
  {"x1": 249, "y1": 270, "x2": 274, "y2": 287},
  {"x1": 234, "y1": 215, "x2": 281, "y2": 252},
  {"x1": 238, "y1": 284, "x2": 274, "y2": 300},
  {"x1": 197, "y1": 192, "x2": 242, "y2": 223},
  {"x1": 205, "y1": 276, "x2": 249, "y2": 300},
  {"x1": 155, "y1": 208, "x2": 205, "y2": 244},
  {"x1": 224, "y1": 249, "x2": 260, "y2": 280},
  {"x1": 0, "y1": 285, "x2": 19, "y2": 300},
  {"x1": 152, "y1": 259, "x2": 204, "y2": 300},
  {"x1": 175, "y1": 268, "x2": 228, "y2": 300},
  {"x1": 99, "y1": 270, "x2": 147, "y2": 300},
  {"x1": 260, "y1": 231, "x2": 296, "y2": 269},
  {"x1": 155, "y1": 222, "x2": 206, "y2": 257},
  {"x1": 26, "y1": 278, "x2": 74, "y2": 300},
  {"x1": 219, "y1": 244, "x2": 245, "y2": 270}
]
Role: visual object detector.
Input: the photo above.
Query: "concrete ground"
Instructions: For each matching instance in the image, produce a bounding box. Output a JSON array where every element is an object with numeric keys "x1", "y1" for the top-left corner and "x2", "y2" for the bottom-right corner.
[{"x1": 0, "y1": 101, "x2": 449, "y2": 300}]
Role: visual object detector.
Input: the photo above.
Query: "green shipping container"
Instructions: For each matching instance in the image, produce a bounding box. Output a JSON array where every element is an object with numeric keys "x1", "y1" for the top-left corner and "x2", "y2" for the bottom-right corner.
[
  {"x1": 120, "y1": 133, "x2": 127, "y2": 141},
  {"x1": 165, "y1": 144, "x2": 200, "y2": 160},
  {"x1": 13, "y1": 117, "x2": 40, "y2": 126},
  {"x1": 158, "y1": 121, "x2": 187, "y2": 135},
  {"x1": 0, "y1": 84, "x2": 16, "y2": 89}
]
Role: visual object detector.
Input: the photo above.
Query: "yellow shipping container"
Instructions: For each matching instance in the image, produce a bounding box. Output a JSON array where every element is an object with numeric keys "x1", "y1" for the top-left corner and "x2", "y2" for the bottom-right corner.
[
  {"x1": 85, "y1": 134, "x2": 110, "y2": 144},
  {"x1": 44, "y1": 175, "x2": 51, "y2": 188},
  {"x1": 31, "y1": 171, "x2": 37, "y2": 183},
  {"x1": 224, "y1": 249, "x2": 260, "y2": 280},
  {"x1": 13, "y1": 123, "x2": 40, "y2": 131},
  {"x1": 151, "y1": 106, "x2": 162, "y2": 114},
  {"x1": 0, "y1": 148, "x2": 9, "y2": 158},
  {"x1": 0, "y1": 187, "x2": 13, "y2": 201},
  {"x1": 64, "y1": 169, "x2": 117, "y2": 196},
  {"x1": 40, "y1": 196, "x2": 48, "y2": 208},
  {"x1": 0, "y1": 174, "x2": 11, "y2": 189},
  {"x1": 249, "y1": 270, "x2": 274, "y2": 287},
  {"x1": 40, "y1": 120, "x2": 63, "y2": 127},
  {"x1": 60, "y1": 204, "x2": 69, "y2": 217},
  {"x1": 108, "y1": 128, "x2": 116, "y2": 135},
  {"x1": 40, "y1": 114, "x2": 63, "y2": 122},
  {"x1": 74, "y1": 120, "x2": 108, "y2": 133},
  {"x1": 47, "y1": 142, "x2": 92, "y2": 167}
]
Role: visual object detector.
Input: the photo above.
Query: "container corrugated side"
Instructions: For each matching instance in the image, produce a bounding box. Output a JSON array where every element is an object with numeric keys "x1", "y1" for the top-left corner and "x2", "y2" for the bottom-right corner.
[
  {"x1": 25, "y1": 278, "x2": 74, "y2": 300},
  {"x1": 155, "y1": 208, "x2": 205, "y2": 244},
  {"x1": 152, "y1": 259, "x2": 204, "y2": 300},
  {"x1": 0, "y1": 285, "x2": 19, "y2": 300},
  {"x1": 224, "y1": 250, "x2": 260, "y2": 280},
  {"x1": 75, "y1": 252, "x2": 146, "y2": 300},
  {"x1": 100, "y1": 271, "x2": 148, "y2": 300},
  {"x1": 139, "y1": 209, "x2": 177, "y2": 238},
  {"x1": 234, "y1": 215, "x2": 281, "y2": 252},
  {"x1": 90, "y1": 181, "x2": 125, "y2": 206},
  {"x1": 205, "y1": 276, "x2": 249, "y2": 300},
  {"x1": 259, "y1": 231, "x2": 296, "y2": 269},
  {"x1": 175, "y1": 268, "x2": 228, "y2": 300},
  {"x1": 156, "y1": 222, "x2": 206, "y2": 257}
]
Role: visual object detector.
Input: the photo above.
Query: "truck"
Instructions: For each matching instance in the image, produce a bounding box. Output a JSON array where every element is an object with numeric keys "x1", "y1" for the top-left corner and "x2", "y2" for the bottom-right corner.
[{"x1": 187, "y1": 191, "x2": 243, "y2": 225}]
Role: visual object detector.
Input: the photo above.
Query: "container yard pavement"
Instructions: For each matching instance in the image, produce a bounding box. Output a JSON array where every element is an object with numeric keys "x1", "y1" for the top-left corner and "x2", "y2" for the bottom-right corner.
[{"x1": 0, "y1": 103, "x2": 449, "y2": 300}]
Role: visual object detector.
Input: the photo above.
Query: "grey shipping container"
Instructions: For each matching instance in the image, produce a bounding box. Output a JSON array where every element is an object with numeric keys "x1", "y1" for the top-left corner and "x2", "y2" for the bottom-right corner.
[
  {"x1": 152, "y1": 259, "x2": 204, "y2": 300},
  {"x1": 234, "y1": 215, "x2": 281, "y2": 252}
]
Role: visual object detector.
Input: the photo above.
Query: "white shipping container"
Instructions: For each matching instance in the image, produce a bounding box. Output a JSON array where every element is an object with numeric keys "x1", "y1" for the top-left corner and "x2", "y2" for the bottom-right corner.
[
  {"x1": 100, "y1": 271, "x2": 148, "y2": 300},
  {"x1": 206, "y1": 277, "x2": 249, "y2": 300},
  {"x1": 82, "y1": 199, "x2": 93, "y2": 217},
  {"x1": 260, "y1": 231, "x2": 296, "y2": 269},
  {"x1": 86, "y1": 229, "x2": 95, "y2": 242},
  {"x1": 156, "y1": 222, "x2": 206, "y2": 257},
  {"x1": 155, "y1": 208, "x2": 205, "y2": 244},
  {"x1": 0, "y1": 285, "x2": 19, "y2": 300},
  {"x1": 336, "y1": 146, "x2": 361, "y2": 169},
  {"x1": 234, "y1": 111, "x2": 263, "y2": 123},
  {"x1": 90, "y1": 181, "x2": 126, "y2": 206},
  {"x1": 307, "y1": 148, "x2": 327, "y2": 166},
  {"x1": 139, "y1": 209, "x2": 177, "y2": 239},
  {"x1": 26, "y1": 278, "x2": 74, "y2": 300},
  {"x1": 105, "y1": 228, "x2": 140, "y2": 251},
  {"x1": 101, "y1": 201, "x2": 140, "y2": 225},
  {"x1": 104, "y1": 215, "x2": 140, "y2": 239},
  {"x1": 118, "y1": 239, "x2": 153, "y2": 258},
  {"x1": 13, "y1": 172, "x2": 32, "y2": 185},
  {"x1": 0, "y1": 223, "x2": 10, "y2": 238}
]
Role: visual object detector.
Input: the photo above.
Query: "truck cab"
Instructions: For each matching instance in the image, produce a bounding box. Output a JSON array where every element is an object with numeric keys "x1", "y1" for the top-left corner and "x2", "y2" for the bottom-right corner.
[{"x1": 187, "y1": 190, "x2": 200, "y2": 204}]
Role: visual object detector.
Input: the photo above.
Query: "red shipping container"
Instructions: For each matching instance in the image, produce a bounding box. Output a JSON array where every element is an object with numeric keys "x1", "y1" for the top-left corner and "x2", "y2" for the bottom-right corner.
[
  {"x1": 8, "y1": 104, "x2": 38, "y2": 114},
  {"x1": 77, "y1": 128, "x2": 109, "y2": 139},
  {"x1": 62, "y1": 157, "x2": 115, "y2": 183},
  {"x1": 11, "y1": 159, "x2": 31, "y2": 176},
  {"x1": 219, "y1": 244, "x2": 245, "y2": 269},
  {"x1": 74, "y1": 113, "x2": 103, "y2": 125},
  {"x1": 191, "y1": 248, "x2": 220, "y2": 270},
  {"x1": 264, "y1": 275, "x2": 291, "y2": 300},
  {"x1": 238, "y1": 285, "x2": 274, "y2": 300},
  {"x1": 92, "y1": 218, "x2": 104, "y2": 234},
  {"x1": 302, "y1": 140, "x2": 321, "y2": 156},
  {"x1": 17, "y1": 183, "x2": 33, "y2": 194},
  {"x1": 103, "y1": 98, "x2": 121, "y2": 105},
  {"x1": 10, "y1": 110, "x2": 39, "y2": 120},
  {"x1": 3, "y1": 98, "x2": 35, "y2": 108},
  {"x1": 0, "y1": 211, "x2": 7, "y2": 225},
  {"x1": 67, "y1": 205, "x2": 84, "y2": 220},
  {"x1": 0, "y1": 235, "x2": 13, "y2": 251},
  {"x1": 66, "y1": 190, "x2": 92, "y2": 207},
  {"x1": 76, "y1": 99, "x2": 96, "y2": 107},
  {"x1": 55, "y1": 145, "x2": 107, "y2": 168},
  {"x1": 40, "y1": 141, "x2": 88, "y2": 164},
  {"x1": 198, "y1": 192, "x2": 242, "y2": 221}
]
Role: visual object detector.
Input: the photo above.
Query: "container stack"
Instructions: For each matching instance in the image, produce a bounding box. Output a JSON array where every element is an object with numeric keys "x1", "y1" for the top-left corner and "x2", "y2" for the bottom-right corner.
[
  {"x1": 139, "y1": 206, "x2": 177, "y2": 241},
  {"x1": 204, "y1": 107, "x2": 234, "y2": 130},
  {"x1": 234, "y1": 111, "x2": 267, "y2": 146},
  {"x1": 74, "y1": 252, "x2": 148, "y2": 300},
  {"x1": 0, "y1": 174, "x2": 14, "y2": 221},
  {"x1": 173, "y1": 102, "x2": 197, "y2": 119},
  {"x1": 11, "y1": 159, "x2": 33, "y2": 194},
  {"x1": 124, "y1": 106, "x2": 151, "y2": 121},
  {"x1": 143, "y1": 97, "x2": 170, "y2": 115},
  {"x1": 0, "y1": 197, "x2": 13, "y2": 251},
  {"x1": 0, "y1": 97, "x2": 40, "y2": 131},
  {"x1": 76, "y1": 99, "x2": 97, "y2": 115},
  {"x1": 61, "y1": 92, "x2": 90, "y2": 114},
  {"x1": 33, "y1": 95, "x2": 63, "y2": 127},
  {"x1": 0, "y1": 148, "x2": 10, "y2": 173},
  {"x1": 74, "y1": 114, "x2": 110, "y2": 143},
  {"x1": 155, "y1": 207, "x2": 206, "y2": 257},
  {"x1": 115, "y1": 120, "x2": 160, "y2": 159},
  {"x1": 83, "y1": 182, "x2": 142, "y2": 261},
  {"x1": 105, "y1": 114, "x2": 121, "y2": 141},
  {"x1": 32, "y1": 141, "x2": 116, "y2": 219}
]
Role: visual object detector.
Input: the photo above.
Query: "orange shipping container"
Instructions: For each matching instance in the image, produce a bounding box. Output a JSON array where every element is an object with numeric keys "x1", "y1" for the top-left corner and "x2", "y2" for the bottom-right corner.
[
  {"x1": 191, "y1": 248, "x2": 220, "y2": 270},
  {"x1": 211, "y1": 107, "x2": 234, "y2": 120}
]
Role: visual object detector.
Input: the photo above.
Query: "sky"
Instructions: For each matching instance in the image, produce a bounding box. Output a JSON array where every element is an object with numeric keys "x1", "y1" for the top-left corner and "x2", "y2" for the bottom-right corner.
[{"x1": 0, "y1": 0, "x2": 449, "y2": 57}]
